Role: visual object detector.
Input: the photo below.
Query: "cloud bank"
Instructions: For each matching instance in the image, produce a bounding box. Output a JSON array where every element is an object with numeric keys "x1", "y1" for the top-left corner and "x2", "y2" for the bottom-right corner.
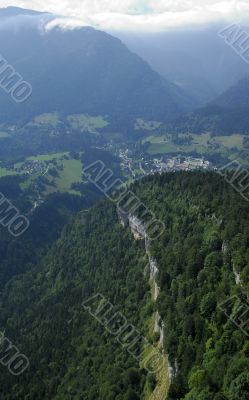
[{"x1": 0, "y1": 0, "x2": 249, "y2": 31}]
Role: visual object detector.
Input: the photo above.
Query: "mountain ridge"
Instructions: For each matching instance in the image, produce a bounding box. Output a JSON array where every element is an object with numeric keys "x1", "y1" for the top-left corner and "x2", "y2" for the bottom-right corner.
[
  {"x1": 0, "y1": 8, "x2": 195, "y2": 130},
  {"x1": 0, "y1": 172, "x2": 248, "y2": 399},
  {"x1": 163, "y1": 74, "x2": 249, "y2": 136}
]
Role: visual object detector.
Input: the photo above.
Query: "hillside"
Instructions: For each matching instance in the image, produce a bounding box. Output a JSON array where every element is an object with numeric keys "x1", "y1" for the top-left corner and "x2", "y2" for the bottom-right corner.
[
  {"x1": 164, "y1": 76, "x2": 249, "y2": 136},
  {"x1": 0, "y1": 8, "x2": 194, "y2": 129},
  {"x1": 0, "y1": 200, "x2": 150, "y2": 400},
  {"x1": 212, "y1": 76, "x2": 249, "y2": 110},
  {"x1": 117, "y1": 27, "x2": 249, "y2": 106},
  {"x1": 0, "y1": 6, "x2": 46, "y2": 17},
  {"x1": 0, "y1": 171, "x2": 248, "y2": 399}
]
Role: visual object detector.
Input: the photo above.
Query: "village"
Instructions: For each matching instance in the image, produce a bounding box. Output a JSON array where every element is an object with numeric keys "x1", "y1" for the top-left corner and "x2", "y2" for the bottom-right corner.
[
  {"x1": 15, "y1": 159, "x2": 50, "y2": 175},
  {"x1": 119, "y1": 148, "x2": 212, "y2": 178},
  {"x1": 148, "y1": 156, "x2": 211, "y2": 173}
]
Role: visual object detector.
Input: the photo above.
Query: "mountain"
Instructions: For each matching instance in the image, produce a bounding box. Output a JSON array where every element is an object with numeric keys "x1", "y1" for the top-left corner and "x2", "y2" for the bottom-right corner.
[
  {"x1": 212, "y1": 76, "x2": 249, "y2": 110},
  {"x1": 0, "y1": 6, "x2": 46, "y2": 17},
  {"x1": 165, "y1": 75, "x2": 249, "y2": 136},
  {"x1": 0, "y1": 197, "x2": 149, "y2": 400},
  {"x1": 0, "y1": 175, "x2": 91, "y2": 290},
  {"x1": 0, "y1": 171, "x2": 248, "y2": 399},
  {"x1": 0, "y1": 8, "x2": 194, "y2": 130},
  {"x1": 115, "y1": 27, "x2": 249, "y2": 106}
]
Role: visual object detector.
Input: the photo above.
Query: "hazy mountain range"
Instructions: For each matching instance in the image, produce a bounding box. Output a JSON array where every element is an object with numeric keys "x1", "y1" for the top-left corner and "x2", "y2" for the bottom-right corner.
[
  {"x1": 0, "y1": 7, "x2": 195, "y2": 128},
  {"x1": 116, "y1": 27, "x2": 249, "y2": 106},
  {"x1": 1, "y1": 6, "x2": 248, "y2": 134},
  {"x1": 166, "y1": 75, "x2": 249, "y2": 135},
  {"x1": 0, "y1": 6, "x2": 249, "y2": 400}
]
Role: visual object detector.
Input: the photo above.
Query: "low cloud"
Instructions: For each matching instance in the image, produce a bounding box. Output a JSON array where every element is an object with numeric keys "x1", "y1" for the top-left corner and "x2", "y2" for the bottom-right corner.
[
  {"x1": 0, "y1": 13, "x2": 53, "y2": 31},
  {"x1": 0, "y1": 0, "x2": 249, "y2": 32}
]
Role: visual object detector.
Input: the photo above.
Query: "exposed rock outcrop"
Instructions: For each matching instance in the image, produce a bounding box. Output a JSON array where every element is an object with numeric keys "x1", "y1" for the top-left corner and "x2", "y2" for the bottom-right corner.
[{"x1": 118, "y1": 211, "x2": 170, "y2": 398}]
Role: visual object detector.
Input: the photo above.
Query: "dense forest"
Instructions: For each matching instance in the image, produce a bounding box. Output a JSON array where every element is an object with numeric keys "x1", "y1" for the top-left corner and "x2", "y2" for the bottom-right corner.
[
  {"x1": 0, "y1": 199, "x2": 151, "y2": 399},
  {"x1": 163, "y1": 106, "x2": 249, "y2": 136},
  {"x1": 0, "y1": 171, "x2": 248, "y2": 399},
  {"x1": 0, "y1": 174, "x2": 98, "y2": 288},
  {"x1": 132, "y1": 172, "x2": 249, "y2": 399}
]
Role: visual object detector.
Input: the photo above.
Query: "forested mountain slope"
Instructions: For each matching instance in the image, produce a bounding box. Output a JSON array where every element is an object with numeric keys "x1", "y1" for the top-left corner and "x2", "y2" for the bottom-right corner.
[
  {"x1": 0, "y1": 171, "x2": 248, "y2": 399},
  {"x1": 0, "y1": 7, "x2": 194, "y2": 128},
  {"x1": 166, "y1": 76, "x2": 249, "y2": 135},
  {"x1": 0, "y1": 175, "x2": 89, "y2": 290},
  {"x1": 0, "y1": 201, "x2": 150, "y2": 400},
  {"x1": 117, "y1": 27, "x2": 249, "y2": 105},
  {"x1": 132, "y1": 172, "x2": 249, "y2": 399},
  {"x1": 212, "y1": 76, "x2": 249, "y2": 110}
]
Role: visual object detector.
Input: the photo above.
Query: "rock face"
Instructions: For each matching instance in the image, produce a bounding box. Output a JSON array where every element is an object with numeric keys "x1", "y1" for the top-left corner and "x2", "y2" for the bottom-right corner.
[
  {"x1": 159, "y1": 322, "x2": 165, "y2": 347},
  {"x1": 149, "y1": 257, "x2": 159, "y2": 280},
  {"x1": 154, "y1": 282, "x2": 160, "y2": 302},
  {"x1": 119, "y1": 213, "x2": 171, "y2": 397},
  {"x1": 127, "y1": 215, "x2": 164, "y2": 339},
  {"x1": 222, "y1": 241, "x2": 242, "y2": 287},
  {"x1": 169, "y1": 360, "x2": 179, "y2": 380},
  {"x1": 222, "y1": 241, "x2": 228, "y2": 254},
  {"x1": 233, "y1": 263, "x2": 242, "y2": 285},
  {"x1": 154, "y1": 311, "x2": 161, "y2": 333},
  {"x1": 118, "y1": 211, "x2": 147, "y2": 240},
  {"x1": 117, "y1": 209, "x2": 129, "y2": 227},
  {"x1": 128, "y1": 215, "x2": 147, "y2": 240}
]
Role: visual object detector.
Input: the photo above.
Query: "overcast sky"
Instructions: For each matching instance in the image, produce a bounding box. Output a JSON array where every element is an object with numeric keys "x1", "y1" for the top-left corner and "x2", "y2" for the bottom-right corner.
[{"x1": 0, "y1": 0, "x2": 249, "y2": 31}]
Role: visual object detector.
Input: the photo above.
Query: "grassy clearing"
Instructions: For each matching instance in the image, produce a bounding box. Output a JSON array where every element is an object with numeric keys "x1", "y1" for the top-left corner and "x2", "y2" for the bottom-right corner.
[
  {"x1": 14, "y1": 153, "x2": 69, "y2": 169},
  {"x1": 135, "y1": 119, "x2": 161, "y2": 131},
  {"x1": 34, "y1": 113, "x2": 60, "y2": 126},
  {"x1": 142, "y1": 136, "x2": 169, "y2": 145},
  {"x1": 145, "y1": 133, "x2": 211, "y2": 155},
  {"x1": 147, "y1": 142, "x2": 181, "y2": 154},
  {"x1": 67, "y1": 114, "x2": 108, "y2": 133},
  {"x1": 149, "y1": 351, "x2": 170, "y2": 400},
  {"x1": 215, "y1": 134, "x2": 244, "y2": 149},
  {"x1": 0, "y1": 168, "x2": 17, "y2": 177},
  {"x1": 54, "y1": 159, "x2": 82, "y2": 193},
  {"x1": 27, "y1": 153, "x2": 68, "y2": 162},
  {"x1": 12, "y1": 152, "x2": 83, "y2": 195},
  {"x1": 142, "y1": 343, "x2": 170, "y2": 400},
  {"x1": 144, "y1": 133, "x2": 245, "y2": 156},
  {"x1": 0, "y1": 131, "x2": 10, "y2": 138},
  {"x1": 141, "y1": 274, "x2": 170, "y2": 400}
]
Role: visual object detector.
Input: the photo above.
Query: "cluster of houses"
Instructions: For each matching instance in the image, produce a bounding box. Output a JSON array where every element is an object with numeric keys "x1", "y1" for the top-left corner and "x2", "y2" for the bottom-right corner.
[
  {"x1": 150, "y1": 156, "x2": 211, "y2": 173},
  {"x1": 15, "y1": 160, "x2": 47, "y2": 175}
]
